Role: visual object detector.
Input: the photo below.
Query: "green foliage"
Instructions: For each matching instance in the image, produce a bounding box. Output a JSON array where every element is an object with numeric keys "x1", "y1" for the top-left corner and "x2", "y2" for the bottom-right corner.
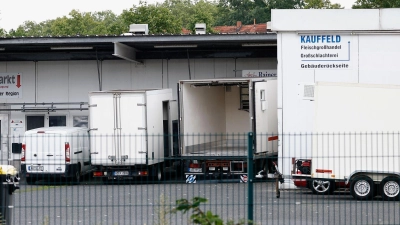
[
  {"x1": 187, "y1": 0, "x2": 218, "y2": 33},
  {"x1": 120, "y1": 2, "x2": 182, "y2": 34},
  {"x1": 215, "y1": 0, "x2": 270, "y2": 26},
  {"x1": 161, "y1": 0, "x2": 219, "y2": 33},
  {"x1": 352, "y1": 0, "x2": 400, "y2": 8},
  {"x1": 3, "y1": 0, "x2": 391, "y2": 37},
  {"x1": 303, "y1": 0, "x2": 344, "y2": 8},
  {"x1": 0, "y1": 28, "x2": 6, "y2": 37},
  {"x1": 172, "y1": 197, "x2": 251, "y2": 225},
  {"x1": 266, "y1": 0, "x2": 305, "y2": 9},
  {"x1": 7, "y1": 10, "x2": 123, "y2": 37}
]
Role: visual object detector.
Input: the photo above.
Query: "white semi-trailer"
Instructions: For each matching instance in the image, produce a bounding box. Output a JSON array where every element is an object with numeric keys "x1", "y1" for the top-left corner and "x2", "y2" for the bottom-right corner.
[
  {"x1": 89, "y1": 89, "x2": 178, "y2": 182},
  {"x1": 271, "y1": 8, "x2": 400, "y2": 195},
  {"x1": 178, "y1": 77, "x2": 278, "y2": 183},
  {"x1": 311, "y1": 82, "x2": 400, "y2": 201}
]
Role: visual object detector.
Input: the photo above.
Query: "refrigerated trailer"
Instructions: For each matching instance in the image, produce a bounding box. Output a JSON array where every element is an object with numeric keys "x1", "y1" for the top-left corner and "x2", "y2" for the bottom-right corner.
[
  {"x1": 89, "y1": 89, "x2": 178, "y2": 182},
  {"x1": 178, "y1": 78, "x2": 278, "y2": 183},
  {"x1": 311, "y1": 82, "x2": 400, "y2": 201},
  {"x1": 271, "y1": 8, "x2": 400, "y2": 195}
]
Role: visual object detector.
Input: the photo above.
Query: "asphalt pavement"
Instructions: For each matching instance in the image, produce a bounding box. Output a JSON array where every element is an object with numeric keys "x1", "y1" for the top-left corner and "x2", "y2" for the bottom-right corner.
[{"x1": 9, "y1": 177, "x2": 400, "y2": 225}]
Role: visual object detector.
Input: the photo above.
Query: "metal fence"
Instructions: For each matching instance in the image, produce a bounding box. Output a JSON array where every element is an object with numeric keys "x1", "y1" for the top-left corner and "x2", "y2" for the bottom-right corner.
[{"x1": 1, "y1": 132, "x2": 400, "y2": 224}]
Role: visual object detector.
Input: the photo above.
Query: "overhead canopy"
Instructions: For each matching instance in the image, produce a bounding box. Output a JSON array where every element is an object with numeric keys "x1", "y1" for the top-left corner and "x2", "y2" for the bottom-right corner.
[{"x1": 0, "y1": 33, "x2": 277, "y2": 61}]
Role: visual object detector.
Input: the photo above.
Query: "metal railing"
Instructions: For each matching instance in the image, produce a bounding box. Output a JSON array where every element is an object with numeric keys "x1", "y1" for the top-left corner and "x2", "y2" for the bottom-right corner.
[{"x1": 0, "y1": 132, "x2": 398, "y2": 224}]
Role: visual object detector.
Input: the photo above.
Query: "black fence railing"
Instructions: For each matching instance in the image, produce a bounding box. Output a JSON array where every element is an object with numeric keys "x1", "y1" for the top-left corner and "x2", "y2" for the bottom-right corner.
[{"x1": 0, "y1": 132, "x2": 398, "y2": 224}]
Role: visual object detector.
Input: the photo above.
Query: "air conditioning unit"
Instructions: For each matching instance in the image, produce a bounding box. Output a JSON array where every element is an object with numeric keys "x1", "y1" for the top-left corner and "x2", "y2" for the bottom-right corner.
[
  {"x1": 195, "y1": 23, "x2": 206, "y2": 35},
  {"x1": 129, "y1": 24, "x2": 149, "y2": 35},
  {"x1": 267, "y1": 21, "x2": 272, "y2": 32}
]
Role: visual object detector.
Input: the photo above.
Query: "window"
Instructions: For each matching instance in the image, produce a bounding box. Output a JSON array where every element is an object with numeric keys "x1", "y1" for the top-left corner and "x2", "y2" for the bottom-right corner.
[{"x1": 73, "y1": 116, "x2": 88, "y2": 128}]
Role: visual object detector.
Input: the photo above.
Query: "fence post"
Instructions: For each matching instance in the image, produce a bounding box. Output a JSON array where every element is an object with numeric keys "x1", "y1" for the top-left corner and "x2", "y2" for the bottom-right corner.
[{"x1": 247, "y1": 132, "x2": 253, "y2": 224}]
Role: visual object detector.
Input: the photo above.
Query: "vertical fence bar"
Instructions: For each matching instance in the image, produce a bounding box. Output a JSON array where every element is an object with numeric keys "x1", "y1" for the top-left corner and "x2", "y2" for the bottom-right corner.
[{"x1": 247, "y1": 132, "x2": 253, "y2": 223}]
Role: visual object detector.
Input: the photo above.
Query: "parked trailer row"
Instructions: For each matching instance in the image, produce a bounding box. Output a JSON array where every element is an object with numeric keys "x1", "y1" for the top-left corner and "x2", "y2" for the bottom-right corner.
[{"x1": 18, "y1": 77, "x2": 280, "y2": 184}]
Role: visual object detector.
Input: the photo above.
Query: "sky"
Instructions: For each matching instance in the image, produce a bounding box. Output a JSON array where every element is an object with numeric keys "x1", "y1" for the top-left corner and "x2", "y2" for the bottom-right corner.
[{"x1": 0, "y1": 0, "x2": 354, "y2": 31}]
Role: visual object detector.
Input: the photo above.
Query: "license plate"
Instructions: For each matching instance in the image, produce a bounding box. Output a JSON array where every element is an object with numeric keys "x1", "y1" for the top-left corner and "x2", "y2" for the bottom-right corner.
[
  {"x1": 113, "y1": 171, "x2": 129, "y2": 176},
  {"x1": 189, "y1": 168, "x2": 202, "y2": 173},
  {"x1": 29, "y1": 165, "x2": 44, "y2": 171}
]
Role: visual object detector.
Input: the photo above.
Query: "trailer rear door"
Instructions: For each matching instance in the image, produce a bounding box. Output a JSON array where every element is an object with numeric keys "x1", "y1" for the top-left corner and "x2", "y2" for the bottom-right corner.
[
  {"x1": 89, "y1": 92, "x2": 147, "y2": 166},
  {"x1": 253, "y1": 81, "x2": 278, "y2": 154}
]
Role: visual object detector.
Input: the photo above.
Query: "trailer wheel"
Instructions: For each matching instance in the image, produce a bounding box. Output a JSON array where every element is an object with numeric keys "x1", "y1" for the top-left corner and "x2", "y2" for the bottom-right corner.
[
  {"x1": 380, "y1": 176, "x2": 400, "y2": 201},
  {"x1": 350, "y1": 175, "x2": 375, "y2": 200},
  {"x1": 310, "y1": 179, "x2": 335, "y2": 195},
  {"x1": 154, "y1": 163, "x2": 164, "y2": 181}
]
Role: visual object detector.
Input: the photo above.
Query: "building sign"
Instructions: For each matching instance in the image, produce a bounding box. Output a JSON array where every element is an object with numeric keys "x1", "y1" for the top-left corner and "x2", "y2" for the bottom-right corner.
[
  {"x1": 0, "y1": 73, "x2": 22, "y2": 98},
  {"x1": 242, "y1": 70, "x2": 277, "y2": 77},
  {"x1": 299, "y1": 35, "x2": 352, "y2": 69}
]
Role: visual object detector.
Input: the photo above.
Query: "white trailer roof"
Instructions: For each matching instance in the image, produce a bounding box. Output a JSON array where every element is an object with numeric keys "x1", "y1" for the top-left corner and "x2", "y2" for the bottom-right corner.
[
  {"x1": 89, "y1": 89, "x2": 159, "y2": 94},
  {"x1": 179, "y1": 77, "x2": 276, "y2": 84},
  {"x1": 25, "y1": 127, "x2": 88, "y2": 134},
  {"x1": 271, "y1": 8, "x2": 400, "y2": 31}
]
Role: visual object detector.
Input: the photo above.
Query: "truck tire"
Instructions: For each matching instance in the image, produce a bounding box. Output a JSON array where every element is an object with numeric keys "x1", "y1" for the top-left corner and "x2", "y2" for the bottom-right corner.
[
  {"x1": 154, "y1": 163, "x2": 164, "y2": 181},
  {"x1": 310, "y1": 179, "x2": 335, "y2": 195},
  {"x1": 350, "y1": 175, "x2": 375, "y2": 200},
  {"x1": 72, "y1": 164, "x2": 81, "y2": 184},
  {"x1": 26, "y1": 177, "x2": 36, "y2": 185},
  {"x1": 380, "y1": 176, "x2": 400, "y2": 201}
]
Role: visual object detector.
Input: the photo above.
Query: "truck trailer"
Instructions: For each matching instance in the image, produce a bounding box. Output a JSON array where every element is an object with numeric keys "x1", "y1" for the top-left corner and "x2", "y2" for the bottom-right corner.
[
  {"x1": 89, "y1": 89, "x2": 178, "y2": 182},
  {"x1": 178, "y1": 78, "x2": 278, "y2": 183},
  {"x1": 311, "y1": 82, "x2": 400, "y2": 201},
  {"x1": 271, "y1": 8, "x2": 400, "y2": 194}
]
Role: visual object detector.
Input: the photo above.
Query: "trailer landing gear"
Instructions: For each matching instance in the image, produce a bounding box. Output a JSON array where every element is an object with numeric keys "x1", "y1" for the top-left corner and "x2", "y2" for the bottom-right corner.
[{"x1": 273, "y1": 162, "x2": 284, "y2": 198}]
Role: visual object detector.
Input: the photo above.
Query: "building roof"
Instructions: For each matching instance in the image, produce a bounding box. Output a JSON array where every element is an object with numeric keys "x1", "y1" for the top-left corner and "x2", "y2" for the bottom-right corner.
[{"x1": 0, "y1": 31, "x2": 276, "y2": 62}]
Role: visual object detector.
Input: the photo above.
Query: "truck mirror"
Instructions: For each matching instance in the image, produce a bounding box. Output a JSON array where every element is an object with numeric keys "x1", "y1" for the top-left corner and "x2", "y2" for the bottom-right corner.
[{"x1": 11, "y1": 143, "x2": 22, "y2": 154}]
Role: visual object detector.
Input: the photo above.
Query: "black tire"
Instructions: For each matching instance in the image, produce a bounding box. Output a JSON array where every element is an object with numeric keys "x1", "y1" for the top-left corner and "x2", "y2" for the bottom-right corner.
[
  {"x1": 26, "y1": 177, "x2": 36, "y2": 185},
  {"x1": 310, "y1": 179, "x2": 335, "y2": 195},
  {"x1": 72, "y1": 164, "x2": 81, "y2": 184},
  {"x1": 350, "y1": 175, "x2": 375, "y2": 200},
  {"x1": 380, "y1": 176, "x2": 400, "y2": 201},
  {"x1": 154, "y1": 163, "x2": 164, "y2": 181}
]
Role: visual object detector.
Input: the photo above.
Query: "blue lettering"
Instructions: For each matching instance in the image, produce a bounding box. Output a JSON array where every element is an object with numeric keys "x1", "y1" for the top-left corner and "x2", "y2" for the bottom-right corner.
[{"x1": 300, "y1": 35, "x2": 341, "y2": 43}]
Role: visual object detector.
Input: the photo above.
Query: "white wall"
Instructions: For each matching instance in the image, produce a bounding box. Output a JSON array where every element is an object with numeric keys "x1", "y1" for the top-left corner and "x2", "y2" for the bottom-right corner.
[{"x1": 0, "y1": 57, "x2": 275, "y2": 137}]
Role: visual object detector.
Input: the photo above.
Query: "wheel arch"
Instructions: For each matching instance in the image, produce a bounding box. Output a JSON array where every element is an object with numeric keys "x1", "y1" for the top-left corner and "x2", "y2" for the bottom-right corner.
[{"x1": 346, "y1": 171, "x2": 400, "y2": 185}]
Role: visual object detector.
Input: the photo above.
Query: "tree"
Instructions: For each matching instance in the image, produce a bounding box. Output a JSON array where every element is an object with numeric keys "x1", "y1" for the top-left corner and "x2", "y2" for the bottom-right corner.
[
  {"x1": 215, "y1": 0, "x2": 270, "y2": 26},
  {"x1": 120, "y1": 2, "x2": 182, "y2": 34},
  {"x1": 162, "y1": 0, "x2": 194, "y2": 29},
  {"x1": 352, "y1": 0, "x2": 400, "y2": 8},
  {"x1": 7, "y1": 10, "x2": 123, "y2": 37},
  {"x1": 303, "y1": 0, "x2": 344, "y2": 8},
  {"x1": 8, "y1": 21, "x2": 50, "y2": 37},
  {"x1": 187, "y1": 0, "x2": 218, "y2": 33},
  {"x1": 0, "y1": 28, "x2": 5, "y2": 37},
  {"x1": 266, "y1": 0, "x2": 305, "y2": 9}
]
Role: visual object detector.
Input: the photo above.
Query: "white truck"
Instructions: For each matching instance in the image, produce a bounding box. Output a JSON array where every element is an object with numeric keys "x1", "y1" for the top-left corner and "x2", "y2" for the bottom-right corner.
[
  {"x1": 89, "y1": 89, "x2": 178, "y2": 182},
  {"x1": 178, "y1": 77, "x2": 278, "y2": 183},
  {"x1": 20, "y1": 127, "x2": 92, "y2": 184},
  {"x1": 310, "y1": 82, "x2": 400, "y2": 201}
]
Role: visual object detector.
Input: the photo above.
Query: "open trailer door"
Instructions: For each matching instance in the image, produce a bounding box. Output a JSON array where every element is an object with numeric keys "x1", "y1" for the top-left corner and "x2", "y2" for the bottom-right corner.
[{"x1": 253, "y1": 80, "x2": 278, "y2": 154}]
